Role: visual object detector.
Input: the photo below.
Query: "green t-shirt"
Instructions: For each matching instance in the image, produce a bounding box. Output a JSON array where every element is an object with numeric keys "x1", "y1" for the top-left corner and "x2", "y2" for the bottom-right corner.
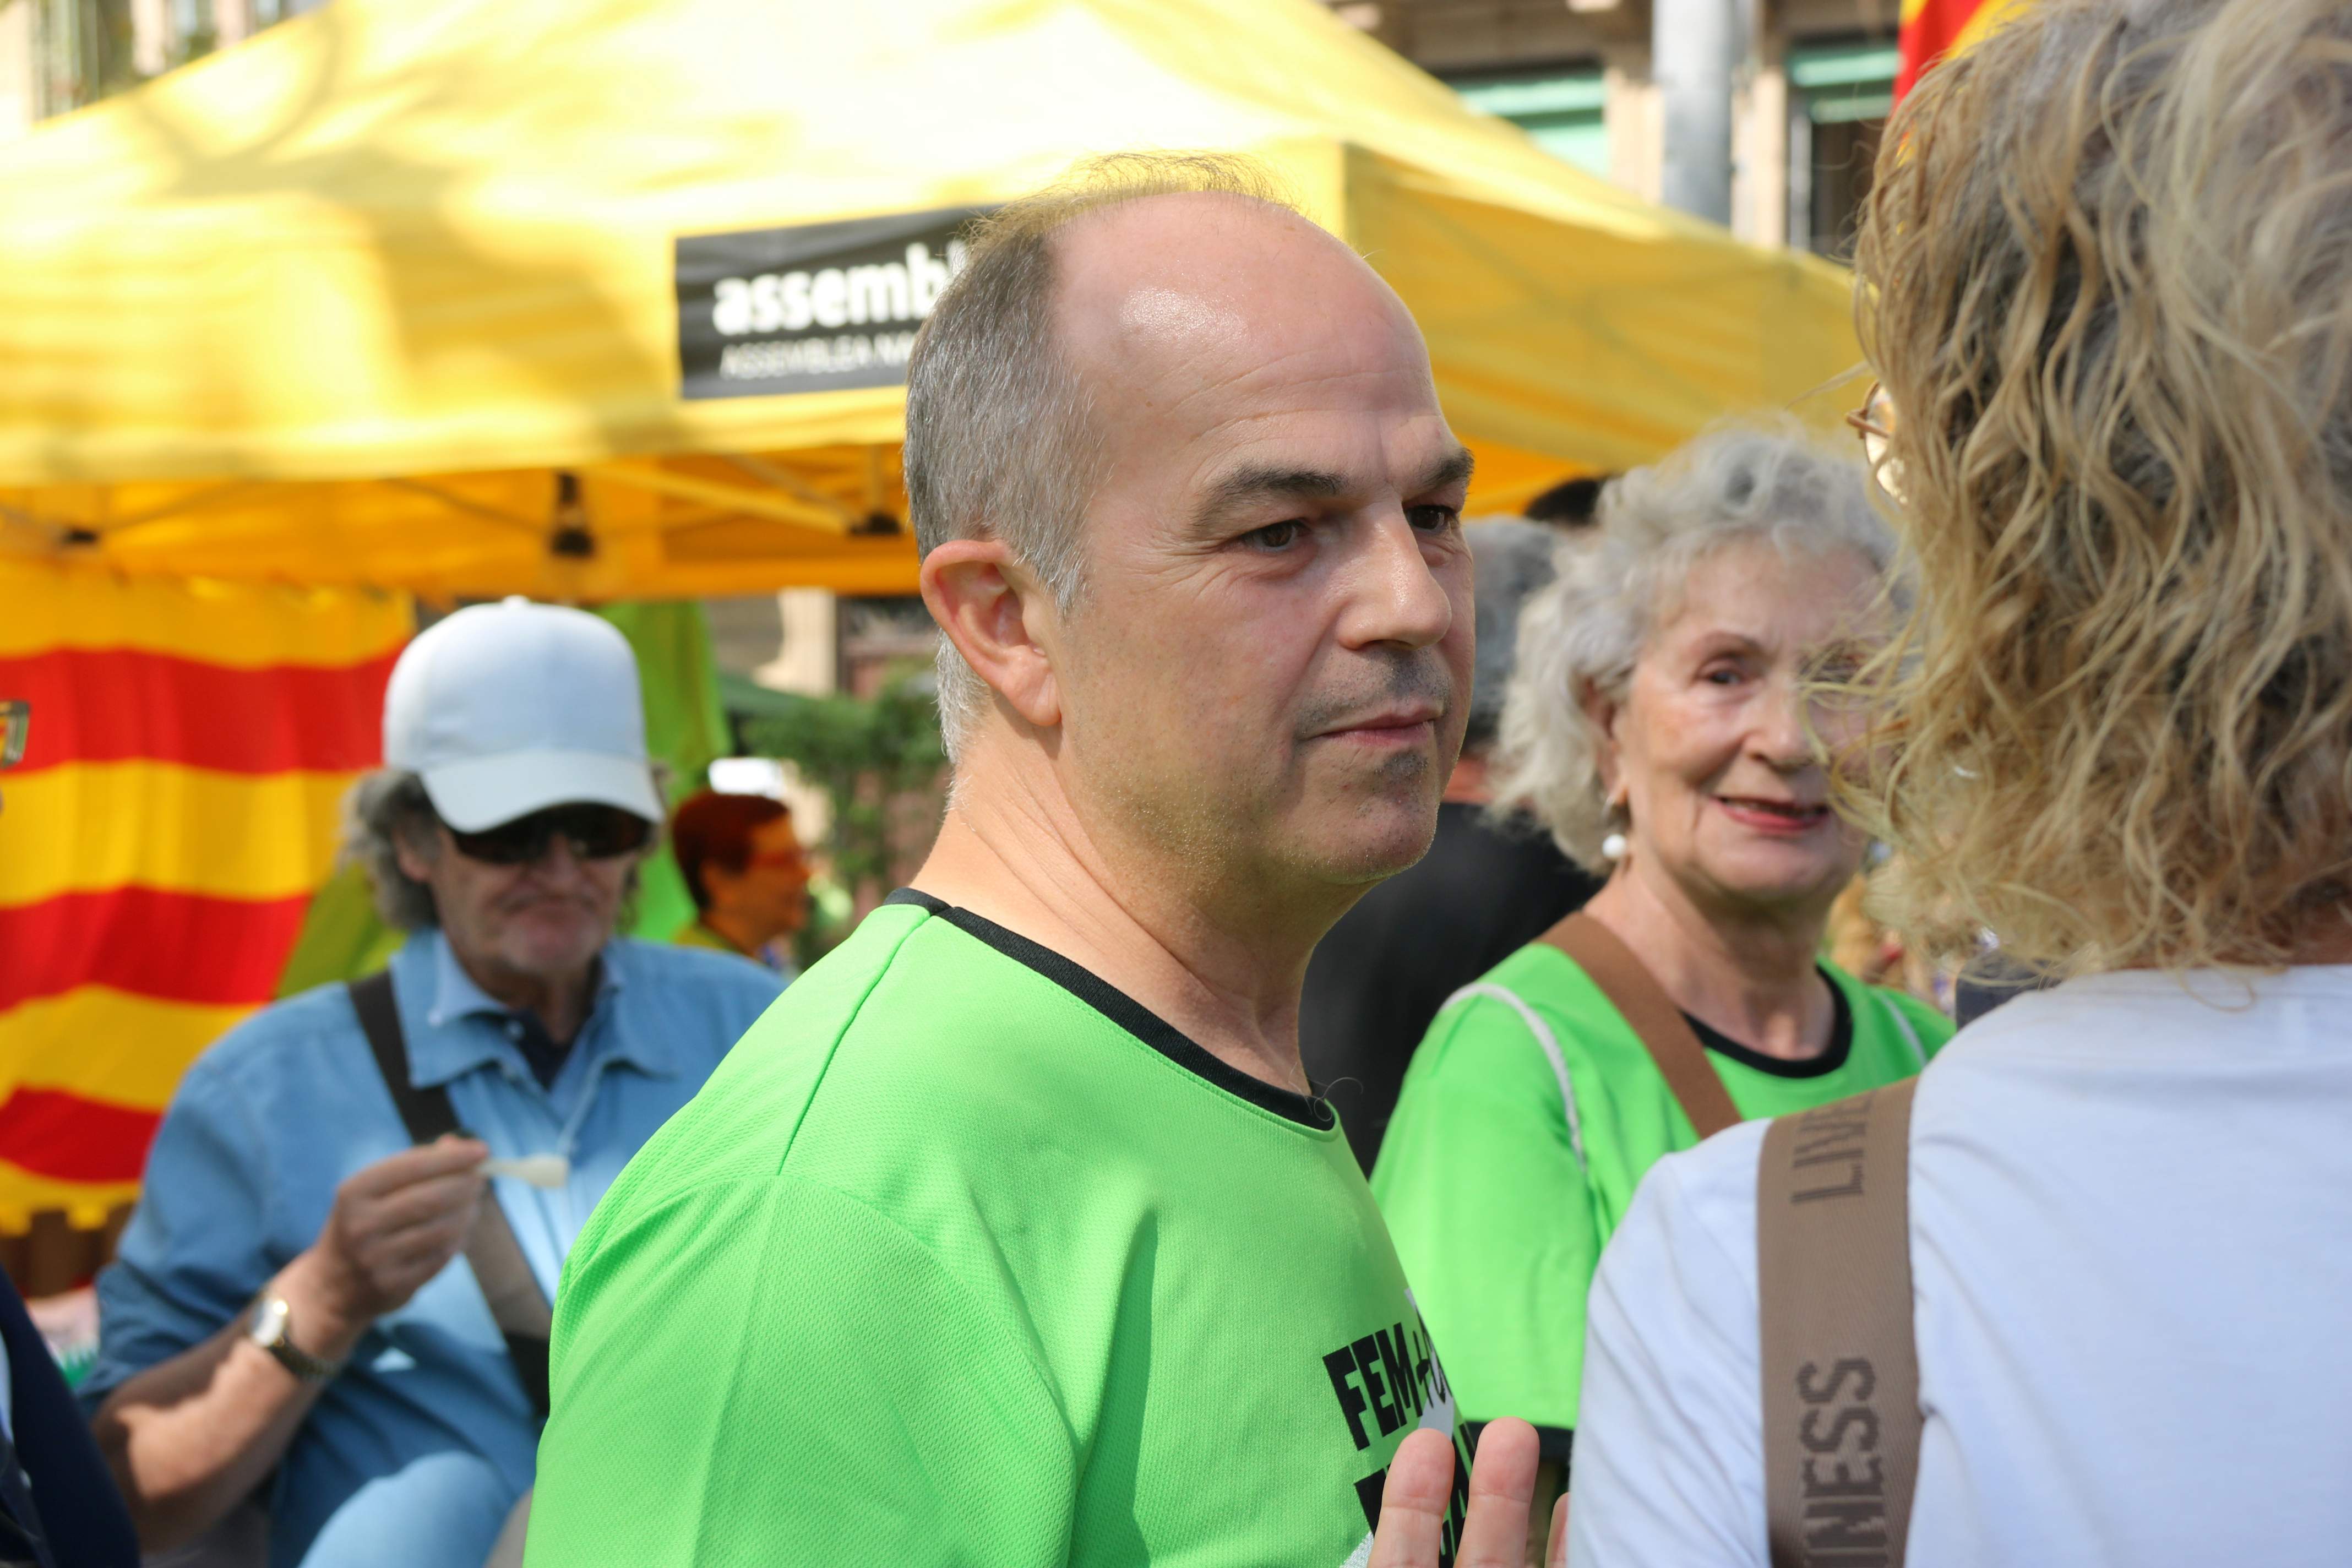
[
  {"x1": 529, "y1": 890, "x2": 1467, "y2": 1567},
  {"x1": 1370, "y1": 943, "x2": 1951, "y2": 1457}
]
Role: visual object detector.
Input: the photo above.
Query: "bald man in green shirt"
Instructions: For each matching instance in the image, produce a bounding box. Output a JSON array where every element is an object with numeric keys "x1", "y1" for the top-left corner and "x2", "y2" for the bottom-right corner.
[{"x1": 529, "y1": 155, "x2": 1523, "y2": 1567}]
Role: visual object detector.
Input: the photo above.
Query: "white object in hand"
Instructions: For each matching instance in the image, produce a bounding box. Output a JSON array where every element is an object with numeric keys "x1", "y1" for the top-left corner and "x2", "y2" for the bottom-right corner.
[{"x1": 482, "y1": 1154, "x2": 569, "y2": 1189}]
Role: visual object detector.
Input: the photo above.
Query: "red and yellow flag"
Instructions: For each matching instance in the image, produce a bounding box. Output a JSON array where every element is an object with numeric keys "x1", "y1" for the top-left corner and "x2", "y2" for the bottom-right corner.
[
  {"x1": 1898, "y1": 0, "x2": 2034, "y2": 101},
  {"x1": 0, "y1": 560, "x2": 409, "y2": 1237}
]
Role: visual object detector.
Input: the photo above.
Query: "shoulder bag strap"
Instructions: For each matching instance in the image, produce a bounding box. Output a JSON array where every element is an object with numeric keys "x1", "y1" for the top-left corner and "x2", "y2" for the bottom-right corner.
[
  {"x1": 1757, "y1": 1076, "x2": 1923, "y2": 1568},
  {"x1": 1538, "y1": 913, "x2": 1743, "y2": 1141},
  {"x1": 350, "y1": 971, "x2": 459, "y2": 1144},
  {"x1": 347, "y1": 974, "x2": 554, "y2": 1419}
]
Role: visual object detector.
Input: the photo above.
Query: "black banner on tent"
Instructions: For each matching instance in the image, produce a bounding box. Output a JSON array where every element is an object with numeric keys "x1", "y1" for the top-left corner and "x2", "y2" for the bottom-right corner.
[{"x1": 676, "y1": 206, "x2": 993, "y2": 400}]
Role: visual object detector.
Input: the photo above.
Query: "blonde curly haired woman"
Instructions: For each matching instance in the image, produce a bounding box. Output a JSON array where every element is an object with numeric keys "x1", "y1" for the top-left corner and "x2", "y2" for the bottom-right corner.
[
  {"x1": 1562, "y1": 1, "x2": 2352, "y2": 1561},
  {"x1": 1372, "y1": 421, "x2": 1950, "y2": 1518}
]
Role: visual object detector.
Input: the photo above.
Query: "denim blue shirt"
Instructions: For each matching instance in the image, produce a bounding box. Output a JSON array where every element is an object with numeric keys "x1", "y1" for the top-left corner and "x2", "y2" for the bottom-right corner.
[{"x1": 84, "y1": 930, "x2": 781, "y2": 1568}]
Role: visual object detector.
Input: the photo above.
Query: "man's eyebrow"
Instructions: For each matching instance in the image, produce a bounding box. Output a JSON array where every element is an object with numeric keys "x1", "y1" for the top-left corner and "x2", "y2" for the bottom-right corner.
[
  {"x1": 1193, "y1": 447, "x2": 1478, "y2": 526},
  {"x1": 1413, "y1": 447, "x2": 1477, "y2": 496},
  {"x1": 1195, "y1": 464, "x2": 1348, "y2": 524}
]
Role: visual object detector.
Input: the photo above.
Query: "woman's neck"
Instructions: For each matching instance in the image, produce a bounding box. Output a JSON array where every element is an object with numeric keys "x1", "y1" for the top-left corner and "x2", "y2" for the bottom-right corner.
[{"x1": 1582, "y1": 864, "x2": 1837, "y2": 1060}]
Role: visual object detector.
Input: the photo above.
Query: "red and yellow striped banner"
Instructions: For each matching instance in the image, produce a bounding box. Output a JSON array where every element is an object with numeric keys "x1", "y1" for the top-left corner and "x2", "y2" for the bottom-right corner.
[
  {"x1": 1898, "y1": 0, "x2": 2034, "y2": 101},
  {"x1": 0, "y1": 560, "x2": 409, "y2": 1233}
]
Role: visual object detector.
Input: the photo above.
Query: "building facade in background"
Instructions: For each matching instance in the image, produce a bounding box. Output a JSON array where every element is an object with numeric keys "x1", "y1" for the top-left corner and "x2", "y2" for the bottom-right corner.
[
  {"x1": 15, "y1": 0, "x2": 1892, "y2": 254},
  {"x1": 0, "y1": 0, "x2": 319, "y2": 136},
  {"x1": 1327, "y1": 0, "x2": 1900, "y2": 258}
]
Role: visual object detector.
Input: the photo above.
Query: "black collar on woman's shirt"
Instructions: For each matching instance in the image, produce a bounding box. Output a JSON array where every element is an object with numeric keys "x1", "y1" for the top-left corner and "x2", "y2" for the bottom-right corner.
[{"x1": 1680, "y1": 967, "x2": 1853, "y2": 1079}]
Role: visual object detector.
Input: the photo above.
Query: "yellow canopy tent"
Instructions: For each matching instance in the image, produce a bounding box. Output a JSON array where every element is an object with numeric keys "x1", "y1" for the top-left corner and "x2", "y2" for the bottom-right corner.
[{"x1": 0, "y1": 0, "x2": 1861, "y2": 601}]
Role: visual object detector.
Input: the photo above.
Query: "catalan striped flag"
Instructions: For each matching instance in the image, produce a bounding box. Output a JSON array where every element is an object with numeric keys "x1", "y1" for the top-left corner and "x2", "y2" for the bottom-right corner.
[
  {"x1": 1898, "y1": 0, "x2": 2034, "y2": 101},
  {"x1": 0, "y1": 559, "x2": 409, "y2": 1243}
]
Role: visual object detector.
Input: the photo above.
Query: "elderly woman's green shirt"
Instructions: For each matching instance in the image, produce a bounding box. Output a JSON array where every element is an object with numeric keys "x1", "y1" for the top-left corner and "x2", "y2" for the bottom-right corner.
[{"x1": 1370, "y1": 945, "x2": 1950, "y2": 1463}]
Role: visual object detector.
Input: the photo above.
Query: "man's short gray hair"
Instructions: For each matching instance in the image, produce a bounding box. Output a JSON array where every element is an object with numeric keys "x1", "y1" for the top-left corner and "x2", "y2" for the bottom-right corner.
[
  {"x1": 1491, "y1": 418, "x2": 1901, "y2": 872},
  {"x1": 903, "y1": 151, "x2": 1299, "y2": 761}
]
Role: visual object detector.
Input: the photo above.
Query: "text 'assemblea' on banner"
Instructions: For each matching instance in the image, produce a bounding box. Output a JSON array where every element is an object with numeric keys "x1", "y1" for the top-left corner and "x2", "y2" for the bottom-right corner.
[{"x1": 675, "y1": 206, "x2": 994, "y2": 400}]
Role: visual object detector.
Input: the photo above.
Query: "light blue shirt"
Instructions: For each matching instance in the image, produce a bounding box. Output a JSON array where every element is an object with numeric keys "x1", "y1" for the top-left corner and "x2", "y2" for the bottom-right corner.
[{"x1": 84, "y1": 930, "x2": 781, "y2": 1568}]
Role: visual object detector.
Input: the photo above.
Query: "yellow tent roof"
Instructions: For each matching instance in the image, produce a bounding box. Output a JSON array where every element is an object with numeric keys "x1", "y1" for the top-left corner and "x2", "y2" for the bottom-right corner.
[{"x1": 0, "y1": 0, "x2": 1861, "y2": 600}]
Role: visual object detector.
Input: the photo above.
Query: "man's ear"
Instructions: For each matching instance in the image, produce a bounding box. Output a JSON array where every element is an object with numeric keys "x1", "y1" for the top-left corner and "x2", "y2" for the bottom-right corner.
[
  {"x1": 393, "y1": 826, "x2": 440, "y2": 886},
  {"x1": 919, "y1": 538, "x2": 1063, "y2": 731}
]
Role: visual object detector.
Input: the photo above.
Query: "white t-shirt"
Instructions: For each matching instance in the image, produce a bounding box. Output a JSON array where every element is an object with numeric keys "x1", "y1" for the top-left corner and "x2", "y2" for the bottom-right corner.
[{"x1": 1569, "y1": 966, "x2": 2352, "y2": 1568}]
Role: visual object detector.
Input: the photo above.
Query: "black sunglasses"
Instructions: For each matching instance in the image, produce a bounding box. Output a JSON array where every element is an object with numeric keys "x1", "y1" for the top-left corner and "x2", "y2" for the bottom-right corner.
[{"x1": 447, "y1": 803, "x2": 652, "y2": 866}]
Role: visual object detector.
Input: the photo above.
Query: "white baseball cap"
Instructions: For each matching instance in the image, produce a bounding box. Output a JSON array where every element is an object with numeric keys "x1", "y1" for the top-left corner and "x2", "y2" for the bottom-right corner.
[{"x1": 383, "y1": 597, "x2": 662, "y2": 832}]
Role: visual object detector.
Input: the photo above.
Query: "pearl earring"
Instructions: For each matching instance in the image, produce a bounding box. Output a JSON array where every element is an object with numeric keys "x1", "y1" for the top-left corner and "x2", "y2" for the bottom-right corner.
[{"x1": 1601, "y1": 832, "x2": 1629, "y2": 863}]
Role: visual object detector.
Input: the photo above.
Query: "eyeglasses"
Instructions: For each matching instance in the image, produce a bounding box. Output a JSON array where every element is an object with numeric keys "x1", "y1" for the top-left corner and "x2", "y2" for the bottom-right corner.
[
  {"x1": 1845, "y1": 379, "x2": 1895, "y2": 457},
  {"x1": 1844, "y1": 380, "x2": 1905, "y2": 503},
  {"x1": 0, "y1": 701, "x2": 26, "y2": 770},
  {"x1": 447, "y1": 803, "x2": 652, "y2": 866}
]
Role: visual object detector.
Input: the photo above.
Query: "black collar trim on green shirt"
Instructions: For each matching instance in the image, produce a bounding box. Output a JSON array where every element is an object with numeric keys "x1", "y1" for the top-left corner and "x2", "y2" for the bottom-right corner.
[
  {"x1": 1680, "y1": 967, "x2": 1853, "y2": 1080},
  {"x1": 885, "y1": 888, "x2": 1338, "y2": 1131}
]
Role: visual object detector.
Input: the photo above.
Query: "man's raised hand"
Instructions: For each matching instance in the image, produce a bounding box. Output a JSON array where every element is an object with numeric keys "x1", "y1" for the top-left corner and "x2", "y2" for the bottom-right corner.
[
  {"x1": 1369, "y1": 1418, "x2": 1565, "y2": 1568},
  {"x1": 287, "y1": 1134, "x2": 490, "y2": 1359}
]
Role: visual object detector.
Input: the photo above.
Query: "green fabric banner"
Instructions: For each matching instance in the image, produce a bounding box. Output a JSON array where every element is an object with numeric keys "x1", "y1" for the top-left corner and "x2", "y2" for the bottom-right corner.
[{"x1": 595, "y1": 600, "x2": 733, "y2": 945}]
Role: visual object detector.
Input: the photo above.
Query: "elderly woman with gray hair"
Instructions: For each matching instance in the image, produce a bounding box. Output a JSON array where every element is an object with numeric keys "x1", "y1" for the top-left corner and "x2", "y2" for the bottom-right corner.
[{"x1": 1370, "y1": 420, "x2": 1948, "y2": 1509}]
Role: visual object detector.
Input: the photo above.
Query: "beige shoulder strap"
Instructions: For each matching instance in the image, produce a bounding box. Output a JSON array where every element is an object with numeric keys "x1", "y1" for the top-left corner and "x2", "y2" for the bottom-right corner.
[
  {"x1": 1539, "y1": 913, "x2": 1741, "y2": 1140},
  {"x1": 1757, "y1": 1077, "x2": 1923, "y2": 1568}
]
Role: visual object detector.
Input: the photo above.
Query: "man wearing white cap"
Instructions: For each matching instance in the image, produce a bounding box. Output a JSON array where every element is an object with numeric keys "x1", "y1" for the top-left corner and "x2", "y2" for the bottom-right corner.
[{"x1": 83, "y1": 600, "x2": 782, "y2": 1568}]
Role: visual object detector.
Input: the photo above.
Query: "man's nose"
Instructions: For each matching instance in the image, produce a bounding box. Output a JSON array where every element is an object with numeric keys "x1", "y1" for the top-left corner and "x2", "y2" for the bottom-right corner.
[{"x1": 1339, "y1": 512, "x2": 1456, "y2": 651}]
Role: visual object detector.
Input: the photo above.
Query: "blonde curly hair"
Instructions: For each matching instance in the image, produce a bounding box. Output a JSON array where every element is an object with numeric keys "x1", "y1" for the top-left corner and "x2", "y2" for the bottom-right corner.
[
  {"x1": 1845, "y1": 0, "x2": 2352, "y2": 973},
  {"x1": 1493, "y1": 418, "x2": 1896, "y2": 873}
]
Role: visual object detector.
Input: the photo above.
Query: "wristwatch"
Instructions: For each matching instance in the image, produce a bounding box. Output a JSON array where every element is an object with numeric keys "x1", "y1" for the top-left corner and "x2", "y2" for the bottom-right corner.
[{"x1": 246, "y1": 1293, "x2": 342, "y2": 1384}]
